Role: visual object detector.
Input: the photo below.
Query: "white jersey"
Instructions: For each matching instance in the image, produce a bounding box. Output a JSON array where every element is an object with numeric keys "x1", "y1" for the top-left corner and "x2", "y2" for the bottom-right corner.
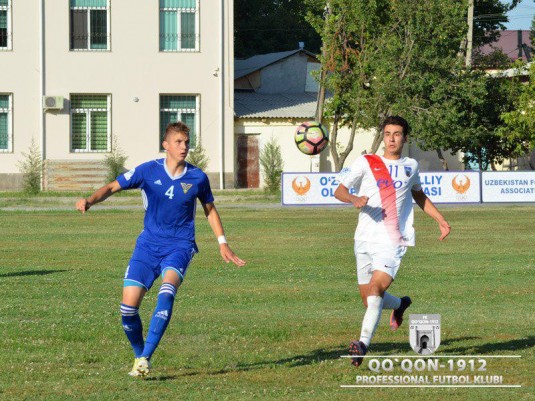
[{"x1": 338, "y1": 154, "x2": 422, "y2": 246}]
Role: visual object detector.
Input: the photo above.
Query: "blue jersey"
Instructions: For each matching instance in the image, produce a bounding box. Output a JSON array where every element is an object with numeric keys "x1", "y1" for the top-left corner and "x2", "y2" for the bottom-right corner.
[{"x1": 117, "y1": 159, "x2": 214, "y2": 250}]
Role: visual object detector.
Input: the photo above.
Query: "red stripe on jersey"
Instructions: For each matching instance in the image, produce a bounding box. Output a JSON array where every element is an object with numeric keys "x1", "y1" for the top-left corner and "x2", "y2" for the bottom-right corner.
[{"x1": 364, "y1": 154, "x2": 403, "y2": 245}]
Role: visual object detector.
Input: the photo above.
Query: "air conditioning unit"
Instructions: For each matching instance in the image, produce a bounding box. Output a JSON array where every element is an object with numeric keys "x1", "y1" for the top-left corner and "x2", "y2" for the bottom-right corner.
[{"x1": 43, "y1": 96, "x2": 64, "y2": 111}]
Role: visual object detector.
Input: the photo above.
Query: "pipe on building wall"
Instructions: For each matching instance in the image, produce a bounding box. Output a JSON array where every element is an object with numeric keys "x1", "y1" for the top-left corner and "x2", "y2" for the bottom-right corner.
[
  {"x1": 219, "y1": 0, "x2": 225, "y2": 189},
  {"x1": 39, "y1": 0, "x2": 45, "y2": 190}
]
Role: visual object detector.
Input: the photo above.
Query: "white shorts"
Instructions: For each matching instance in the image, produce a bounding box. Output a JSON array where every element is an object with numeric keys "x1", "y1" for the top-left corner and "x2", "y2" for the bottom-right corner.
[{"x1": 354, "y1": 241, "x2": 407, "y2": 284}]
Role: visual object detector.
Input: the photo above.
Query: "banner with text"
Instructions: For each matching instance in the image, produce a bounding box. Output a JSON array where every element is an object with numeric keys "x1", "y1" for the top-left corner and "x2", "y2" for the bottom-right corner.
[
  {"x1": 282, "y1": 171, "x2": 481, "y2": 206},
  {"x1": 482, "y1": 171, "x2": 535, "y2": 202}
]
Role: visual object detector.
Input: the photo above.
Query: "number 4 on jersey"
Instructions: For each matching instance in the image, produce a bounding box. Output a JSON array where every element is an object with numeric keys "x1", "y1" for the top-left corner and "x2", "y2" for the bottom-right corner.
[{"x1": 165, "y1": 185, "x2": 174, "y2": 199}]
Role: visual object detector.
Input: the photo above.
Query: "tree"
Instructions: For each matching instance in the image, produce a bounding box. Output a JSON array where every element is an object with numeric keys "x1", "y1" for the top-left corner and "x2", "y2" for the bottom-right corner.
[
  {"x1": 306, "y1": 0, "x2": 523, "y2": 171},
  {"x1": 259, "y1": 137, "x2": 284, "y2": 193},
  {"x1": 306, "y1": 0, "x2": 471, "y2": 170},
  {"x1": 17, "y1": 138, "x2": 42, "y2": 194},
  {"x1": 235, "y1": 0, "x2": 322, "y2": 58},
  {"x1": 499, "y1": 63, "x2": 535, "y2": 161}
]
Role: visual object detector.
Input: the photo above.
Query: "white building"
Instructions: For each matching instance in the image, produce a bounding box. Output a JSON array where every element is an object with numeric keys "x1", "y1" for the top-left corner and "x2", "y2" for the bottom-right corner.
[{"x1": 0, "y1": 0, "x2": 234, "y2": 190}]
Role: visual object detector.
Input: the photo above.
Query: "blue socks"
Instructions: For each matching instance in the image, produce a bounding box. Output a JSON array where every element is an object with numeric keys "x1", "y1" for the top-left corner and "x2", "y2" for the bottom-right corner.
[
  {"x1": 141, "y1": 283, "x2": 177, "y2": 359},
  {"x1": 120, "y1": 304, "x2": 144, "y2": 358}
]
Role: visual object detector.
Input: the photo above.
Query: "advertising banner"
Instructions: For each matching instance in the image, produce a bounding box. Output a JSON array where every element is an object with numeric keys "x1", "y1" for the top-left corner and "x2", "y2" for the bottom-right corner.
[
  {"x1": 482, "y1": 172, "x2": 535, "y2": 202},
  {"x1": 282, "y1": 171, "x2": 481, "y2": 206},
  {"x1": 419, "y1": 172, "x2": 480, "y2": 204}
]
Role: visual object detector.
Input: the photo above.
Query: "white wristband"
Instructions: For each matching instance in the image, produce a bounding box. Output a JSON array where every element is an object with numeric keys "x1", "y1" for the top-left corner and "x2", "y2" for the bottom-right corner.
[{"x1": 217, "y1": 235, "x2": 227, "y2": 245}]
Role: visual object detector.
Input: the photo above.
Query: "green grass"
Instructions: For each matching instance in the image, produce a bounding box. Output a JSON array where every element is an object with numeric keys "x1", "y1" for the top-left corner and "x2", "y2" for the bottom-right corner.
[
  {"x1": 0, "y1": 189, "x2": 278, "y2": 208},
  {"x1": 0, "y1": 205, "x2": 533, "y2": 400}
]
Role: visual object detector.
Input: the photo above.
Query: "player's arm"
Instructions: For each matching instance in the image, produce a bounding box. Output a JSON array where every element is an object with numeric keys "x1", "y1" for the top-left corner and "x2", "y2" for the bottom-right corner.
[
  {"x1": 201, "y1": 202, "x2": 246, "y2": 267},
  {"x1": 411, "y1": 189, "x2": 451, "y2": 241},
  {"x1": 75, "y1": 180, "x2": 122, "y2": 214},
  {"x1": 334, "y1": 184, "x2": 369, "y2": 208}
]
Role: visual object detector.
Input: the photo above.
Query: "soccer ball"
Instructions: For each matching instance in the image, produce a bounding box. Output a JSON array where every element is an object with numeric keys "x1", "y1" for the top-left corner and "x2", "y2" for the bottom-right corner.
[{"x1": 294, "y1": 121, "x2": 329, "y2": 155}]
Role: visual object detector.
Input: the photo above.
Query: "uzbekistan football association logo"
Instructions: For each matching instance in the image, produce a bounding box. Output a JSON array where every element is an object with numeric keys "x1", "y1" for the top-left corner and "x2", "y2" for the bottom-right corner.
[
  {"x1": 451, "y1": 174, "x2": 470, "y2": 194},
  {"x1": 292, "y1": 176, "x2": 311, "y2": 196}
]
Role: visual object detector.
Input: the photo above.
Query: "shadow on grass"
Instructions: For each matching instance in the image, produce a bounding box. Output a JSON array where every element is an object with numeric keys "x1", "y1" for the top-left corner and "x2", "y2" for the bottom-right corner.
[
  {"x1": 0, "y1": 269, "x2": 68, "y2": 278},
  {"x1": 442, "y1": 336, "x2": 535, "y2": 355},
  {"x1": 148, "y1": 336, "x2": 534, "y2": 381}
]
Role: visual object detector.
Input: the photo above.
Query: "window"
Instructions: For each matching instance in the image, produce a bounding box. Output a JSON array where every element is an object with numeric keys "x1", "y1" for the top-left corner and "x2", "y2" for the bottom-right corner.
[
  {"x1": 70, "y1": 94, "x2": 110, "y2": 152},
  {"x1": 70, "y1": 0, "x2": 110, "y2": 51},
  {"x1": 0, "y1": 0, "x2": 11, "y2": 50},
  {"x1": 159, "y1": 0, "x2": 199, "y2": 52},
  {"x1": 160, "y1": 95, "x2": 199, "y2": 150},
  {"x1": 0, "y1": 94, "x2": 12, "y2": 152}
]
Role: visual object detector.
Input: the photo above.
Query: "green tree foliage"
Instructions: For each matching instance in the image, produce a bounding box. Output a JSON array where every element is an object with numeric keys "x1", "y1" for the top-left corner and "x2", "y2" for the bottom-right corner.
[
  {"x1": 499, "y1": 63, "x2": 535, "y2": 159},
  {"x1": 235, "y1": 0, "x2": 322, "y2": 58},
  {"x1": 104, "y1": 138, "x2": 128, "y2": 183},
  {"x1": 186, "y1": 143, "x2": 210, "y2": 171},
  {"x1": 17, "y1": 138, "x2": 42, "y2": 194},
  {"x1": 259, "y1": 137, "x2": 284, "y2": 193},
  {"x1": 306, "y1": 0, "x2": 524, "y2": 170}
]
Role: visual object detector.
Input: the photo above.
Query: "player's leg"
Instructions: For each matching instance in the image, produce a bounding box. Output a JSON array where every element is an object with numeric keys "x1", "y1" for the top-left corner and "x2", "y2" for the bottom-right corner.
[
  {"x1": 359, "y1": 270, "x2": 393, "y2": 346},
  {"x1": 140, "y1": 269, "x2": 181, "y2": 360},
  {"x1": 350, "y1": 241, "x2": 373, "y2": 366},
  {"x1": 350, "y1": 242, "x2": 402, "y2": 367},
  {"x1": 121, "y1": 244, "x2": 160, "y2": 377},
  {"x1": 121, "y1": 284, "x2": 147, "y2": 358},
  {"x1": 141, "y1": 248, "x2": 195, "y2": 361}
]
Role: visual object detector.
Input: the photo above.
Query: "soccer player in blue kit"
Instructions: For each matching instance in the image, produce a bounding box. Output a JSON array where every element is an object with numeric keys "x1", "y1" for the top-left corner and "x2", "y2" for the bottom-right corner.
[{"x1": 76, "y1": 122, "x2": 246, "y2": 377}]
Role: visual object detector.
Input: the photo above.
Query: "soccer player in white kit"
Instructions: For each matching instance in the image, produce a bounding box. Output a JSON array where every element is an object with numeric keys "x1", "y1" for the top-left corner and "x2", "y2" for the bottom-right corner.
[{"x1": 334, "y1": 116, "x2": 451, "y2": 367}]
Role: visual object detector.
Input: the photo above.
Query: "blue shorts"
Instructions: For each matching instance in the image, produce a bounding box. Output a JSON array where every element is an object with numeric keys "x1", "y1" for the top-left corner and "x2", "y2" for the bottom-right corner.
[{"x1": 123, "y1": 239, "x2": 197, "y2": 291}]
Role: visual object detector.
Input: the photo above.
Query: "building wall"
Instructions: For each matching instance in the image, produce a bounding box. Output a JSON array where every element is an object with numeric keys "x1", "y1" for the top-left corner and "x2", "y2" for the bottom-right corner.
[
  {"x1": 0, "y1": 0, "x2": 234, "y2": 190},
  {"x1": 0, "y1": 4, "x2": 40, "y2": 183},
  {"x1": 257, "y1": 53, "x2": 315, "y2": 94},
  {"x1": 235, "y1": 119, "x2": 466, "y2": 188}
]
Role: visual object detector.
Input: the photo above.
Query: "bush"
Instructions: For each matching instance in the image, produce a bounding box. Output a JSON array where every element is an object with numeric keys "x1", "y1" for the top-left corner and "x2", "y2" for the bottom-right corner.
[
  {"x1": 186, "y1": 143, "x2": 210, "y2": 171},
  {"x1": 17, "y1": 138, "x2": 42, "y2": 194},
  {"x1": 259, "y1": 137, "x2": 284, "y2": 193},
  {"x1": 104, "y1": 138, "x2": 128, "y2": 183}
]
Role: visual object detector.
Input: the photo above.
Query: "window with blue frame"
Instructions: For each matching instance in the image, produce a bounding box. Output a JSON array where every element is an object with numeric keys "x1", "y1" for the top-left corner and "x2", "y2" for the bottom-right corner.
[
  {"x1": 159, "y1": 95, "x2": 198, "y2": 150},
  {"x1": 0, "y1": 0, "x2": 11, "y2": 50},
  {"x1": 159, "y1": 0, "x2": 199, "y2": 52},
  {"x1": 70, "y1": 0, "x2": 110, "y2": 51},
  {"x1": 0, "y1": 94, "x2": 12, "y2": 152},
  {"x1": 70, "y1": 94, "x2": 111, "y2": 152}
]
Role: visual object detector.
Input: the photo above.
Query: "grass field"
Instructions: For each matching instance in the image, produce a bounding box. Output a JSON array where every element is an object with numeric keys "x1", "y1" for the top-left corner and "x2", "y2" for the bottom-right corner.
[{"x1": 0, "y1": 200, "x2": 533, "y2": 400}]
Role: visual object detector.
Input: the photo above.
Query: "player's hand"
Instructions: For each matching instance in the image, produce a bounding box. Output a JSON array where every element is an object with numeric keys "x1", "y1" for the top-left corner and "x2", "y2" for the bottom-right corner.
[
  {"x1": 352, "y1": 196, "x2": 369, "y2": 209},
  {"x1": 438, "y1": 220, "x2": 451, "y2": 241},
  {"x1": 219, "y1": 244, "x2": 246, "y2": 267},
  {"x1": 75, "y1": 198, "x2": 91, "y2": 214}
]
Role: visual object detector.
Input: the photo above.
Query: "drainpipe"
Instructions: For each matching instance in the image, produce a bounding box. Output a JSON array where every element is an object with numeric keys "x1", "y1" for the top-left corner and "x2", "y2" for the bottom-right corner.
[
  {"x1": 39, "y1": 0, "x2": 45, "y2": 190},
  {"x1": 219, "y1": 0, "x2": 225, "y2": 189}
]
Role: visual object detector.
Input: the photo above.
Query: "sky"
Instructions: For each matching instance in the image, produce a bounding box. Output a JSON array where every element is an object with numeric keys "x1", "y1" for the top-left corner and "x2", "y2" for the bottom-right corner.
[{"x1": 504, "y1": 0, "x2": 535, "y2": 30}]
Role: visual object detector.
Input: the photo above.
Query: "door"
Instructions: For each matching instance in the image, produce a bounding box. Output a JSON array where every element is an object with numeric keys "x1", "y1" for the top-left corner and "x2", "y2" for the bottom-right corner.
[{"x1": 237, "y1": 135, "x2": 259, "y2": 188}]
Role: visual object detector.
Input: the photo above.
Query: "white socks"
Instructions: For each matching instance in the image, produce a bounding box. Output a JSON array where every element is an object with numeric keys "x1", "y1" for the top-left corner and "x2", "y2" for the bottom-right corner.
[
  {"x1": 359, "y1": 295, "x2": 383, "y2": 347},
  {"x1": 382, "y1": 292, "x2": 401, "y2": 310}
]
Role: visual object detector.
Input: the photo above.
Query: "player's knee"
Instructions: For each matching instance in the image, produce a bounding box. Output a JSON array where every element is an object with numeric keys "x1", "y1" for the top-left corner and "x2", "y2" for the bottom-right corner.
[
  {"x1": 368, "y1": 283, "x2": 385, "y2": 297},
  {"x1": 120, "y1": 303, "x2": 139, "y2": 317},
  {"x1": 159, "y1": 283, "x2": 177, "y2": 301}
]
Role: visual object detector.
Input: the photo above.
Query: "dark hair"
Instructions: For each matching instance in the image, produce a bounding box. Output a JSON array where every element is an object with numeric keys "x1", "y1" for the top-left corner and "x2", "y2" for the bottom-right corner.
[
  {"x1": 164, "y1": 121, "x2": 190, "y2": 142},
  {"x1": 381, "y1": 116, "x2": 410, "y2": 137}
]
